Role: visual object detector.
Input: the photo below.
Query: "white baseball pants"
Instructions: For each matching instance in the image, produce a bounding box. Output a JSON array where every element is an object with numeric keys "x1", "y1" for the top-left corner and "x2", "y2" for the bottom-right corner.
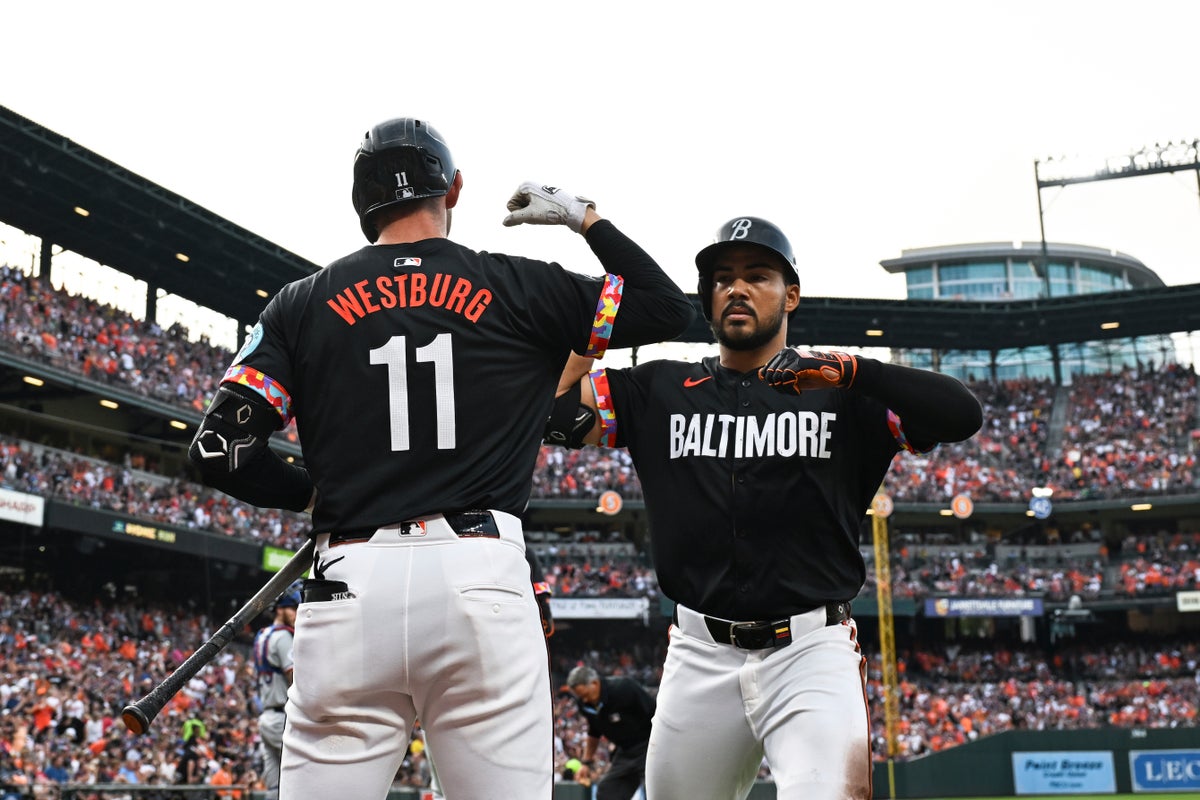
[
  {"x1": 279, "y1": 511, "x2": 553, "y2": 800},
  {"x1": 646, "y1": 604, "x2": 872, "y2": 800}
]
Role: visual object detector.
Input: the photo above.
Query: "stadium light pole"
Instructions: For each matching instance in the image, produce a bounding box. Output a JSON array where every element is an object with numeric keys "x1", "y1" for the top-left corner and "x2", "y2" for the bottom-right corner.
[
  {"x1": 1033, "y1": 139, "x2": 1200, "y2": 384},
  {"x1": 1034, "y1": 139, "x2": 1200, "y2": 256}
]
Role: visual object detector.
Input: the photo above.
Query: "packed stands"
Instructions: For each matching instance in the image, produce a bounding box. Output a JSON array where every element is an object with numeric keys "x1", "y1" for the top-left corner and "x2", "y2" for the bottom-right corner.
[{"x1": 3, "y1": 266, "x2": 1199, "y2": 510}]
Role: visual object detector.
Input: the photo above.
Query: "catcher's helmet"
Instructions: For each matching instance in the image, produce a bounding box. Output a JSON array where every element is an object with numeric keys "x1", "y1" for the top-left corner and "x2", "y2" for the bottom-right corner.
[
  {"x1": 352, "y1": 117, "x2": 457, "y2": 243},
  {"x1": 275, "y1": 580, "x2": 304, "y2": 609},
  {"x1": 694, "y1": 217, "x2": 799, "y2": 320}
]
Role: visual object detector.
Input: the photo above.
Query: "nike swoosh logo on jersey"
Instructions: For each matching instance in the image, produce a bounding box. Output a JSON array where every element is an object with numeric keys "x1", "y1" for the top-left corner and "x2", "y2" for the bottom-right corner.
[{"x1": 683, "y1": 376, "x2": 712, "y2": 387}]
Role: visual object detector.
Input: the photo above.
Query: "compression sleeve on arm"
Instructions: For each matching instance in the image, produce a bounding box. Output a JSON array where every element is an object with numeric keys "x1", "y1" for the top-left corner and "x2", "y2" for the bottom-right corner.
[
  {"x1": 188, "y1": 383, "x2": 315, "y2": 512},
  {"x1": 584, "y1": 219, "x2": 694, "y2": 350},
  {"x1": 851, "y1": 358, "x2": 983, "y2": 447}
]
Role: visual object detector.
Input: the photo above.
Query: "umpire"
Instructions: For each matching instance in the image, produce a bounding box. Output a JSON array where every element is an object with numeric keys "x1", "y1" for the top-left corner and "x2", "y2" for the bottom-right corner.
[{"x1": 567, "y1": 665, "x2": 655, "y2": 800}]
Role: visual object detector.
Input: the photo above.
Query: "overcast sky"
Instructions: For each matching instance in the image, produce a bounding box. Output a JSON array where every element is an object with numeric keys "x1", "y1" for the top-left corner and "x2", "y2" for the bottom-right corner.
[{"x1": 3, "y1": 1, "x2": 1200, "y2": 357}]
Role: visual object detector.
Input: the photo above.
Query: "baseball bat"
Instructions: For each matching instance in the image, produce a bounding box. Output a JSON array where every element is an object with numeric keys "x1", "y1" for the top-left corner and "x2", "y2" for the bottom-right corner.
[{"x1": 121, "y1": 537, "x2": 315, "y2": 734}]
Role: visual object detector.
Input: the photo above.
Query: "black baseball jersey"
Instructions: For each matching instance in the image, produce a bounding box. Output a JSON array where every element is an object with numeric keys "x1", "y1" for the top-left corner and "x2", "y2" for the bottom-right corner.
[
  {"x1": 575, "y1": 676, "x2": 656, "y2": 750},
  {"x1": 227, "y1": 236, "x2": 620, "y2": 534},
  {"x1": 595, "y1": 355, "x2": 914, "y2": 620}
]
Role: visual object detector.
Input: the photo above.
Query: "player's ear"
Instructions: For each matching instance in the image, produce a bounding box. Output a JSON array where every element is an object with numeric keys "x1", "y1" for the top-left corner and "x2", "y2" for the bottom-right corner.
[
  {"x1": 784, "y1": 282, "x2": 800, "y2": 314},
  {"x1": 445, "y1": 171, "x2": 463, "y2": 210}
]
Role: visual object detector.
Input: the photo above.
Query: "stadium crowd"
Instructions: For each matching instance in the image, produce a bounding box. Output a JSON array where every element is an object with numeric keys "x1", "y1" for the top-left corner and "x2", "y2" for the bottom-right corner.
[
  {"x1": 0, "y1": 579, "x2": 1193, "y2": 792},
  {"x1": 2, "y1": 263, "x2": 1199, "y2": 791},
  {"x1": 869, "y1": 640, "x2": 1200, "y2": 760},
  {"x1": 5, "y1": 431, "x2": 1199, "y2": 604},
  {"x1": 0, "y1": 587, "x2": 261, "y2": 796},
  {"x1": 3, "y1": 266, "x2": 1199, "y2": 514},
  {"x1": 1048, "y1": 363, "x2": 1199, "y2": 499},
  {"x1": 862, "y1": 527, "x2": 1199, "y2": 601}
]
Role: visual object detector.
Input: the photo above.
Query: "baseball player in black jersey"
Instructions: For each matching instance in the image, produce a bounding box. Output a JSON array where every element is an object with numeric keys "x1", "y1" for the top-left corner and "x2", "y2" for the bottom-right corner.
[
  {"x1": 186, "y1": 117, "x2": 693, "y2": 800},
  {"x1": 566, "y1": 665, "x2": 655, "y2": 800},
  {"x1": 545, "y1": 216, "x2": 982, "y2": 800}
]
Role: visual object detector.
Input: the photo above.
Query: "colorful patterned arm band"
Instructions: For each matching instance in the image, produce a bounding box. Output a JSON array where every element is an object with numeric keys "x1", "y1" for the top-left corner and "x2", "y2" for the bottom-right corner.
[
  {"x1": 588, "y1": 368, "x2": 618, "y2": 448},
  {"x1": 887, "y1": 409, "x2": 935, "y2": 454},
  {"x1": 583, "y1": 274, "x2": 624, "y2": 359},
  {"x1": 222, "y1": 365, "x2": 294, "y2": 426},
  {"x1": 532, "y1": 581, "x2": 552, "y2": 596}
]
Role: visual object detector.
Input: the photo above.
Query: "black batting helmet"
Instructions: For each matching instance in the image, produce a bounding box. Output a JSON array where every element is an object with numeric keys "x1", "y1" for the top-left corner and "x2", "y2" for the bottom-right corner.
[
  {"x1": 352, "y1": 117, "x2": 458, "y2": 243},
  {"x1": 694, "y1": 217, "x2": 799, "y2": 320}
]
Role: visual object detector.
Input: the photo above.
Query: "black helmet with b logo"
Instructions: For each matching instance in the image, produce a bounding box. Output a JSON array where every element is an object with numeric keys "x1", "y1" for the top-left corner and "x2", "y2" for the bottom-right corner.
[
  {"x1": 694, "y1": 217, "x2": 799, "y2": 320},
  {"x1": 352, "y1": 117, "x2": 458, "y2": 243}
]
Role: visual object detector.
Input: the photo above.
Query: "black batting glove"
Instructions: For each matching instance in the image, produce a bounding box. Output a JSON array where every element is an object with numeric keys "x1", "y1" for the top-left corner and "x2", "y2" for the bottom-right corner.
[{"x1": 759, "y1": 348, "x2": 858, "y2": 394}]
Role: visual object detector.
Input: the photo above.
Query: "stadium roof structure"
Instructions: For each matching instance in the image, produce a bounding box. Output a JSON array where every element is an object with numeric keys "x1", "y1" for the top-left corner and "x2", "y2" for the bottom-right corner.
[
  {"x1": 0, "y1": 104, "x2": 320, "y2": 327},
  {"x1": 881, "y1": 241, "x2": 1166, "y2": 289},
  {"x1": 3, "y1": 102, "x2": 1200, "y2": 351},
  {"x1": 676, "y1": 283, "x2": 1200, "y2": 350}
]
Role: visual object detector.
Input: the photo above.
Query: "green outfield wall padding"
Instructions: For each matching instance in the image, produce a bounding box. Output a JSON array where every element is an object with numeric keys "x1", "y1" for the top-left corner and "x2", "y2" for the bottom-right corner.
[{"x1": 871, "y1": 727, "x2": 1197, "y2": 798}]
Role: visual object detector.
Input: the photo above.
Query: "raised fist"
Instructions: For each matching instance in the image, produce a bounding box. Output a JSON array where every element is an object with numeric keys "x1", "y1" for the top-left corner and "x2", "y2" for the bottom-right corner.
[
  {"x1": 759, "y1": 348, "x2": 858, "y2": 394},
  {"x1": 502, "y1": 182, "x2": 595, "y2": 233}
]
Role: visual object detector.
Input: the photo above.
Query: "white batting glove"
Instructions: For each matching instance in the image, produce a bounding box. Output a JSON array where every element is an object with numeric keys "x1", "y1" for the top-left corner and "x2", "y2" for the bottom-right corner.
[{"x1": 502, "y1": 182, "x2": 595, "y2": 233}]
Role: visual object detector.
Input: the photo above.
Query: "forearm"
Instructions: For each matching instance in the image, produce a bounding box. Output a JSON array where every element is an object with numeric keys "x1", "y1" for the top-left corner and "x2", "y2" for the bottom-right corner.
[
  {"x1": 583, "y1": 219, "x2": 693, "y2": 348},
  {"x1": 852, "y1": 358, "x2": 983, "y2": 444},
  {"x1": 545, "y1": 353, "x2": 602, "y2": 448},
  {"x1": 556, "y1": 352, "x2": 595, "y2": 398},
  {"x1": 196, "y1": 446, "x2": 315, "y2": 512},
  {"x1": 582, "y1": 736, "x2": 600, "y2": 762},
  {"x1": 189, "y1": 384, "x2": 315, "y2": 511}
]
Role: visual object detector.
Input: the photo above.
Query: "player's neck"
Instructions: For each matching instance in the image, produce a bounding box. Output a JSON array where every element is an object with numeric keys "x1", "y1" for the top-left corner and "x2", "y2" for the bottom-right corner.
[
  {"x1": 375, "y1": 210, "x2": 448, "y2": 244},
  {"x1": 718, "y1": 331, "x2": 787, "y2": 374}
]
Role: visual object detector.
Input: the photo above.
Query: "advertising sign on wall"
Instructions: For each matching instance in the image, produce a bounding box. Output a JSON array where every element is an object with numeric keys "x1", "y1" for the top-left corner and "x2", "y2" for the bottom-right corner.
[
  {"x1": 0, "y1": 488, "x2": 44, "y2": 526},
  {"x1": 926, "y1": 598, "x2": 1044, "y2": 617},
  {"x1": 1129, "y1": 750, "x2": 1200, "y2": 793},
  {"x1": 1011, "y1": 751, "x2": 1116, "y2": 795}
]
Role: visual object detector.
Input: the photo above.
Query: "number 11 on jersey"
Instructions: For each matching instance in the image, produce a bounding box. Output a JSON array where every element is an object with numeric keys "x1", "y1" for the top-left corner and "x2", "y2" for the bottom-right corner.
[{"x1": 369, "y1": 333, "x2": 456, "y2": 451}]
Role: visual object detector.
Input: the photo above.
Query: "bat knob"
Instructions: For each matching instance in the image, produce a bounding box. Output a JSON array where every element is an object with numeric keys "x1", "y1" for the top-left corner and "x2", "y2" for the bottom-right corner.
[{"x1": 122, "y1": 705, "x2": 151, "y2": 735}]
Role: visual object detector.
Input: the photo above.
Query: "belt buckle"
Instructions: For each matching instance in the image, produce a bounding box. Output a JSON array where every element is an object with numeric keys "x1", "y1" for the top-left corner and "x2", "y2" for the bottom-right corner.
[
  {"x1": 729, "y1": 620, "x2": 792, "y2": 649},
  {"x1": 728, "y1": 621, "x2": 767, "y2": 649}
]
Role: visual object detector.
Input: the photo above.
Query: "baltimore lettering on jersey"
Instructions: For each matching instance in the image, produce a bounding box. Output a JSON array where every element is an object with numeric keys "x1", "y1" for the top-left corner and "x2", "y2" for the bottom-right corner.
[
  {"x1": 327, "y1": 266, "x2": 493, "y2": 326},
  {"x1": 670, "y1": 411, "x2": 837, "y2": 459}
]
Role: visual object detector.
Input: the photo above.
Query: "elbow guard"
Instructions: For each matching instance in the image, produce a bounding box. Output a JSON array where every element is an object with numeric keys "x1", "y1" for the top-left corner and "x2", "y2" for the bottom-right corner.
[
  {"x1": 543, "y1": 380, "x2": 594, "y2": 449},
  {"x1": 189, "y1": 385, "x2": 283, "y2": 476}
]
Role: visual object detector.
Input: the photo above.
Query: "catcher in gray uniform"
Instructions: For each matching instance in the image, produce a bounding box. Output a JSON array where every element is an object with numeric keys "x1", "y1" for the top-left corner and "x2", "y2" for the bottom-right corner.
[{"x1": 253, "y1": 580, "x2": 301, "y2": 800}]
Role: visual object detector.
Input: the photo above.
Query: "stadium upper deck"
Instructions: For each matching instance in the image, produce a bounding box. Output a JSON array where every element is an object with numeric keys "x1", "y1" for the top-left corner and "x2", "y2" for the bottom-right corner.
[{"x1": 3, "y1": 103, "x2": 1200, "y2": 355}]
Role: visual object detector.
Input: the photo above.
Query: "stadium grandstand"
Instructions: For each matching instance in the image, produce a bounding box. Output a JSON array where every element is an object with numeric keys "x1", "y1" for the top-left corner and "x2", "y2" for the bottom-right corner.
[{"x1": 1, "y1": 104, "x2": 1198, "y2": 798}]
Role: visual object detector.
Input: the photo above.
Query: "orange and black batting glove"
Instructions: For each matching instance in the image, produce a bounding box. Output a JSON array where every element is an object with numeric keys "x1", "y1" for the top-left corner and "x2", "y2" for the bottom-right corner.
[
  {"x1": 759, "y1": 348, "x2": 858, "y2": 394},
  {"x1": 533, "y1": 582, "x2": 555, "y2": 638}
]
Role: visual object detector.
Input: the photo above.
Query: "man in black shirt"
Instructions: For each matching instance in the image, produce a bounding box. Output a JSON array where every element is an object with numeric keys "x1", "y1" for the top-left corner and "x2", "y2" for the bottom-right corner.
[
  {"x1": 546, "y1": 216, "x2": 982, "y2": 800},
  {"x1": 566, "y1": 665, "x2": 654, "y2": 800},
  {"x1": 187, "y1": 117, "x2": 693, "y2": 800}
]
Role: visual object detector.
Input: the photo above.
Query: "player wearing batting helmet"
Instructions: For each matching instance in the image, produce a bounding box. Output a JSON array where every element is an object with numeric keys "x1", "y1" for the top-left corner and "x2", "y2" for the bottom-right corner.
[
  {"x1": 252, "y1": 580, "x2": 301, "y2": 800},
  {"x1": 187, "y1": 117, "x2": 693, "y2": 800},
  {"x1": 544, "y1": 216, "x2": 982, "y2": 800}
]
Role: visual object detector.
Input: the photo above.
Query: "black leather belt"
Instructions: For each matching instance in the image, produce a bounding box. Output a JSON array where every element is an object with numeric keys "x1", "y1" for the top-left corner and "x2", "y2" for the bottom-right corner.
[
  {"x1": 264, "y1": 706, "x2": 285, "y2": 713},
  {"x1": 327, "y1": 510, "x2": 499, "y2": 546},
  {"x1": 699, "y1": 602, "x2": 852, "y2": 650}
]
